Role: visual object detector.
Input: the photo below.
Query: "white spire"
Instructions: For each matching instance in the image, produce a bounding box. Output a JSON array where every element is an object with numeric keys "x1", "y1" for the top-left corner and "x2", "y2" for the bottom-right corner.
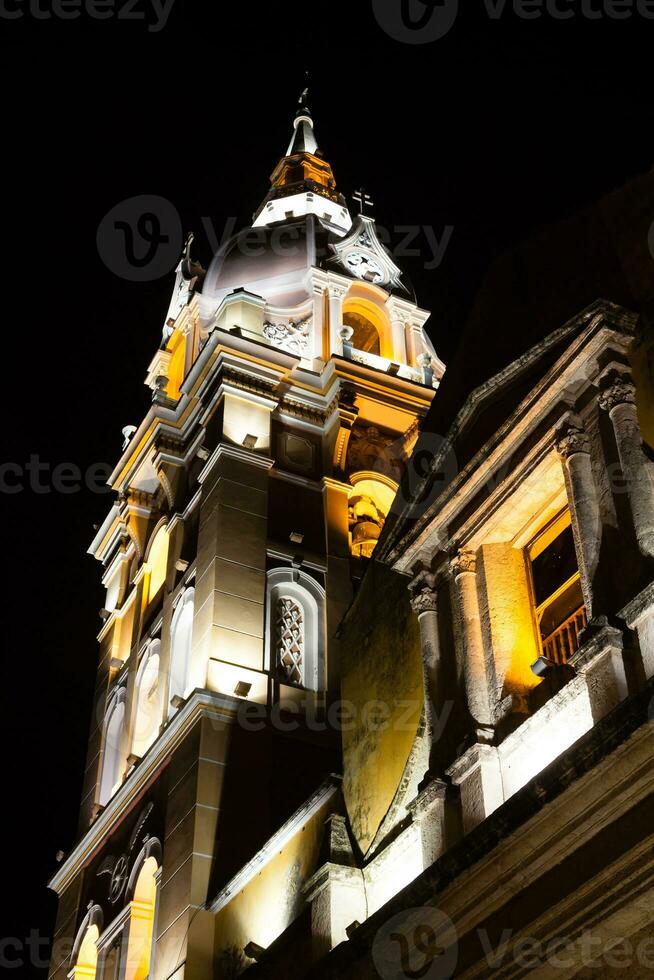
[{"x1": 286, "y1": 87, "x2": 318, "y2": 156}]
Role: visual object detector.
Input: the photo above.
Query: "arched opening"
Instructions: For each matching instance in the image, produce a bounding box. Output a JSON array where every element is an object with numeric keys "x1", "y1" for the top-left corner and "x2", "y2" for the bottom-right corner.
[
  {"x1": 168, "y1": 588, "x2": 195, "y2": 716},
  {"x1": 99, "y1": 692, "x2": 126, "y2": 805},
  {"x1": 125, "y1": 856, "x2": 159, "y2": 980},
  {"x1": 132, "y1": 641, "x2": 162, "y2": 758},
  {"x1": 342, "y1": 294, "x2": 393, "y2": 359},
  {"x1": 73, "y1": 925, "x2": 99, "y2": 980},
  {"x1": 145, "y1": 525, "x2": 169, "y2": 606},
  {"x1": 266, "y1": 569, "x2": 326, "y2": 692},
  {"x1": 348, "y1": 474, "x2": 398, "y2": 559},
  {"x1": 342, "y1": 310, "x2": 381, "y2": 356}
]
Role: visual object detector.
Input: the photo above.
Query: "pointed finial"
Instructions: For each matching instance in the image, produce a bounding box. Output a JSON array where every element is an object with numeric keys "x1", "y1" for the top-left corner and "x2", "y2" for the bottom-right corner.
[{"x1": 296, "y1": 71, "x2": 311, "y2": 119}]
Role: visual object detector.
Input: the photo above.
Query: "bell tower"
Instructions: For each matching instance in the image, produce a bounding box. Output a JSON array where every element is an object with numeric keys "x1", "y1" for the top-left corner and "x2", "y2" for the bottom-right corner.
[{"x1": 48, "y1": 95, "x2": 445, "y2": 980}]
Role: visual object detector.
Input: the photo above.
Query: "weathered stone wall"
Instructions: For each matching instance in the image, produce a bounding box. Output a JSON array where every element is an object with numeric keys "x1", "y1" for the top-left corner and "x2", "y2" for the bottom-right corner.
[{"x1": 339, "y1": 560, "x2": 423, "y2": 856}]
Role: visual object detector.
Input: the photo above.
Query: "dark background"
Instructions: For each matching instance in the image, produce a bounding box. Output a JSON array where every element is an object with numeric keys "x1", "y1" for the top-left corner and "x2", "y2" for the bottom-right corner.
[{"x1": 1, "y1": 1, "x2": 652, "y2": 975}]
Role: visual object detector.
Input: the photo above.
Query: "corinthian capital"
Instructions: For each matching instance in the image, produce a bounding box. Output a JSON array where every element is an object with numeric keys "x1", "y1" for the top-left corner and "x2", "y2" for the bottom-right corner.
[
  {"x1": 451, "y1": 550, "x2": 477, "y2": 577},
  {"x1": 408, "y1": 568, "x2": 439, "y2": 615},
  {"x1": 598, "y1": 372, "x2": 636, "y2": 413},
  {"x1": 410, "y1": 589, "x2": 438, "y2": 615},
  {"x1": 555, "y1": 420, "x2": 590, "y2": 459}
]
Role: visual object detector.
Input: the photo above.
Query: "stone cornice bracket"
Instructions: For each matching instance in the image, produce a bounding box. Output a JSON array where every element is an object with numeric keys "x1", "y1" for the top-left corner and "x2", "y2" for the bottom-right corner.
[
  {"x1": 598, "y1": 370, "x2": 636, "y2": 414},
  {"x1": 555, "y1": 417, "x2": 591, "y2": 459},
  {"x1": 451, "y1": 550, "x2": 477, "y2": 578}
]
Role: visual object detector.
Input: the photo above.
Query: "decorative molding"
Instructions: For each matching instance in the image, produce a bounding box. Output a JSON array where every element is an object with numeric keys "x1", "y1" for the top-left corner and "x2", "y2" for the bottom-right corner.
[{"x1": 620, "y1": 580, "x2": 654, "y2": 629}]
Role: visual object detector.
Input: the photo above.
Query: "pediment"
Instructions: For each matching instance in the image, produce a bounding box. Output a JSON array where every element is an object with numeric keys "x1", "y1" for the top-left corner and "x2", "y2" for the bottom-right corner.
[{"x1": 328, "y1": 215, "x2": 405, "y2": 290}]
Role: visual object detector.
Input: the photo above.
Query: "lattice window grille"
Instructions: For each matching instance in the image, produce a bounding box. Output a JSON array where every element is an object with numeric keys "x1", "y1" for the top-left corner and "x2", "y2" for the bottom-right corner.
[{"x1": 276, "y1": 597, "x2": 304, "y2": 686}]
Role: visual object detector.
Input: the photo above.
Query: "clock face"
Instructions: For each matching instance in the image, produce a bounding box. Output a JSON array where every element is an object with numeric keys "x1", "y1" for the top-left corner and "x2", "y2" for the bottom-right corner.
[{"x1": 344, "y1": 250, "x2": 385, "y2": 284}]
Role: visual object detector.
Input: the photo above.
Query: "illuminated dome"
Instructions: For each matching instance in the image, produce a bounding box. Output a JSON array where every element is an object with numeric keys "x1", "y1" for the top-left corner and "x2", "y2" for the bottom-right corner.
[{"x1": 202, "y1": 220, "x2": 317, "y2": 309}]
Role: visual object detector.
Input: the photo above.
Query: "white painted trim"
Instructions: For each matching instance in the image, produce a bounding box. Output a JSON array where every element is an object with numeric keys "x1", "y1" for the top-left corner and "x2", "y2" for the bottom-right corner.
[{"x1": 49, "y1": 691, "x2": 241, "y2": 896}]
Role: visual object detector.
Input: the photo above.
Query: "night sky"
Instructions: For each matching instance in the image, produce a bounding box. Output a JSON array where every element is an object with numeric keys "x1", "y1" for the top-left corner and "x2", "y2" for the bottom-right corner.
[{"x1": 2, "y1": 3, "x2": 653, "y2": 975}]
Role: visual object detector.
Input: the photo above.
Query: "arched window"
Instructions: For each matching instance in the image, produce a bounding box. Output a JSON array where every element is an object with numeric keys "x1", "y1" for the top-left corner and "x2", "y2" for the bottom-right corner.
[
  {"x1": 99, "y1": 689, "x2": 126, "y2": 806},
  {"x1": 73, "y1": 924, "x2": 99, "y2": 980},
  {"x1": 342, "y1": 292, "x2": 394, "y2": 359},
  {"x1": 266, "y1": 569, "x2": 326, "y2": 692},
  {"x1": 168, "y1": 587, "x2": 195, "y2": 716},
  {"x1": 71, "y1": 906, "x2": 103, "y2": 980},
  {"x1": 276, "y1": 596, "x2": 305, "y2": 686},
  {"x1": 124, "y1": 852, "x2": 160, "y2": 980},
  {"x1": 145, "y1": 524, "x2": 169, "y2": 606},
  {"x1": 342, "y1": 310, "x2": 381, "y2": 356},
  {"x1": 132, "y1": 640, "x2": 162, "y2": 758}
]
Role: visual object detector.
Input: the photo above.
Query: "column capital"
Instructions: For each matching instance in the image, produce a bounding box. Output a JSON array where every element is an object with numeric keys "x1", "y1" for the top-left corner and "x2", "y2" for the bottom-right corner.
[
  {"x1": 451, "y1": 550, "x2": 477, "y2": 577},
  {"x1": 598, "y1": 371, "x2": 636, "y2": 413},
  {"x1": 408, "y1": 567, "x2": 439, "y2": 614},
  {"x1": 555, "y1": 418, "x2": 590, "y2": 459}
]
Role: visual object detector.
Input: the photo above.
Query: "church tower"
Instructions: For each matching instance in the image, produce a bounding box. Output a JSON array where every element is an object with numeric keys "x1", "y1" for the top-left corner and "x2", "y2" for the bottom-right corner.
[{"x1": 48, "y1": 93, "x2": 444, "y2": 980}]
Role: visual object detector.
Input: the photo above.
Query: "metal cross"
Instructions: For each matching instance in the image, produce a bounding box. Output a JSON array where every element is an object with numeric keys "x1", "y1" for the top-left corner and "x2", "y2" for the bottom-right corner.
[{"x1": 353, "y1": 188, "x2": 374, "y2": 215}]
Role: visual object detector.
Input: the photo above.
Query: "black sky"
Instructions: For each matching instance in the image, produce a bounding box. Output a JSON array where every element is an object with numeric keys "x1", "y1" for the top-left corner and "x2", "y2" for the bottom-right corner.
[{"x1": 1, "y1": 2, "x2": 653, "y2": 975}]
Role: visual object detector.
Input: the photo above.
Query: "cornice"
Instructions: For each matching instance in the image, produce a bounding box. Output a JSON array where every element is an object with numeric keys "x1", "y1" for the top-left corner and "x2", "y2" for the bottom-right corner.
[{"x1": 48, "y1": 690, "x2": 241, "y2": 896}]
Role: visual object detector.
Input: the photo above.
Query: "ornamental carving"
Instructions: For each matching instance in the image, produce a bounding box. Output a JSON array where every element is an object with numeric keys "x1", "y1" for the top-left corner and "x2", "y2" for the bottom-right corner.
[
  {"x1": 598, "y1": 375, "x2": 636, "y2": 413},
  {"x1": 451, "y1": 550, "x2": 477, "y2": 577},
  {"x1": 555, "y1": 422, "x2": 591, "y2": 459},
  {"x1": 410, "y1": 589, "x2": 438, "y2": 615},
  {"x1": 346, "y1": 424, "x2": 404, "y2": 481},
  {"x1": 263, "y1": 316, "x2": 311, "y2": 355},
  {"x1": 409, "y1": 568, "x2": 439, "y2": 614}
]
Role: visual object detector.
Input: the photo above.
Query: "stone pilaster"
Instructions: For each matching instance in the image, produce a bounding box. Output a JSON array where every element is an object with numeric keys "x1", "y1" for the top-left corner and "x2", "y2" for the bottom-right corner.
[
  {"x1": 451, "y1": 551, "x2": 495, "y2": 737},
  {"x1": 570, "y1": 618, "x2": 628, "y2": 722},
  {"x1": 303, "y1": 815, "x2": 366, "y2": 961},
  {"x1": 409, "y1": 570, "x2": 445, "y2": 775},
  {"x1": 446, "y1": 743, "x2": 503, "y2": 834},
  {"x1": 407, "y1": 778, "x2": 449, "y2": 868},
  {"x1": 599, "y1": 369, "x2": 654, "y2": 560},
  {"x1": 555, "y1": 416, "x2": 602, "y2": 617}
]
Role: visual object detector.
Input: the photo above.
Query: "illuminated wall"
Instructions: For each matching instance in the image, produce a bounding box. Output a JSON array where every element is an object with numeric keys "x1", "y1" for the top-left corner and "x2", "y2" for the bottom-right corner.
[{"x1": 340, "y1": 561, "x2": 423, "y2": 855}]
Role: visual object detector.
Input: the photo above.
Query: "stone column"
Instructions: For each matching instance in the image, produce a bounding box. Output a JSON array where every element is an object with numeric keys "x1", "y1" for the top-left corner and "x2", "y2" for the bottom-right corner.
[
  {"x1": 409, "y1": 571, "x2": 446, "y2": 775},
  {"x1": 555, "y1": 417, "x2": 602, "y2": 617},
  {"x1": 451, "y1": 551, "x2": 495, "y2": 737},
  {"x1": 327, "y1": 282, "x2": 349, "y2": 356},
  {"x1": 599, "y1": 370, "x2": 654, "y2": 559}
]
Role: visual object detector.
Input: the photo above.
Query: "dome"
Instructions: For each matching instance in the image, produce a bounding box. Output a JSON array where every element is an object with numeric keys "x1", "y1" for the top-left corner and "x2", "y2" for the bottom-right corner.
[{"x1": 202, "y1": 219, "x2": 315, "y2": 310}]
